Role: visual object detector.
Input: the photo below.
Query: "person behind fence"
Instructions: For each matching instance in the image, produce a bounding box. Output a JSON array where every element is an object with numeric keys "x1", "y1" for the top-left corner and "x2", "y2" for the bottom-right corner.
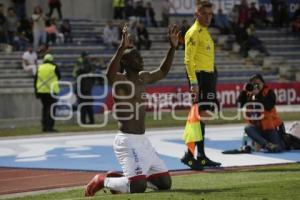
[
  {"x1": 237, "y1": 74, "x2": 286, "y2": 153},
  {"x1": 182, "y1": 1, "x2": 221, "y2": 169},
  {"x1": 84, "y1": 24, "x2": 180, "y2": 196},
  {"x1": 75, "y1": 51, "x2": 95, "y2": 125},
  {"x1": 34, "y1": 54, "x2": 60, "y2": 132}
]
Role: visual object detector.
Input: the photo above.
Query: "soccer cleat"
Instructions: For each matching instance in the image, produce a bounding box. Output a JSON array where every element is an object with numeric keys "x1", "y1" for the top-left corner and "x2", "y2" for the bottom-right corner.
[
  {"x1": 180, "y1": 152, "x2": 203, "y2": 170},
  {"x1": 197, "y1": 157, "x2": 222, "y2": 167},
  {"x1": 106, "y1": 171, "x2": 123, "y2": 194},
  {"x1": 85, "y1": 174, "x2": 105, "y2": 197}
]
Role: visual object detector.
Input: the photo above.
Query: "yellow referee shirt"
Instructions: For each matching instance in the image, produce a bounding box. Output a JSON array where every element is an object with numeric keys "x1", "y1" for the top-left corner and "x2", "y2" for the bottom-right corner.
[{"x1": 184, "y1": 20, "x2": 214, "y2": 84}]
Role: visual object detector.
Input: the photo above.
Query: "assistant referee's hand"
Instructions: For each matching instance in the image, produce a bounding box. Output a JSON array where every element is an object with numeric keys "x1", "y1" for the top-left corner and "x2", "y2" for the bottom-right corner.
[{"x1": 190, "y1": 84, "x2": 199, "y2": 103}]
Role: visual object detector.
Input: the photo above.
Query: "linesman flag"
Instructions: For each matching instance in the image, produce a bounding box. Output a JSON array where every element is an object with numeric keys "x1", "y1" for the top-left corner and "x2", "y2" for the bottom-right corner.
[{"x1": 182, "y1": 104, "x2": 203, "y2": 155}]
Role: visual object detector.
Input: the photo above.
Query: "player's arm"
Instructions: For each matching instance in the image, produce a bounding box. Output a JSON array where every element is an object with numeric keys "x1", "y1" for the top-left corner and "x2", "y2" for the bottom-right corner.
[
  {"x1": 106, "y1": 26, "x2": 132, "y2": 84},
  {"x1": 139, "y1": 25, "x2": 180, "y2": 84}
]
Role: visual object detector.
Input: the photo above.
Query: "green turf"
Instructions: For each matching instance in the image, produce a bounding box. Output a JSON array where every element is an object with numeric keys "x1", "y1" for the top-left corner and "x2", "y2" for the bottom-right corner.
[
  {"x1": 8, "y1": 164, "x2": 300, "y2": 200},
  {"x1": 1, "y1": 110, "x2": 300, "y2": 137}
]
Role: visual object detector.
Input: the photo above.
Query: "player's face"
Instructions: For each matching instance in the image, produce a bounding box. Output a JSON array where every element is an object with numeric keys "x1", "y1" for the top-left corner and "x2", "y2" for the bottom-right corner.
[{"x1": 196, "y1": 7, "x2": 213, "y2": 27}]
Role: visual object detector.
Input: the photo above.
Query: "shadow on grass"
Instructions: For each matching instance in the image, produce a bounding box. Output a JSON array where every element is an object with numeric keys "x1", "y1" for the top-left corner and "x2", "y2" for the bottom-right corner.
[
  {"x1": 147, "y1": 187, "x2": 238, "y2": 195},
  {"x1": 252, "y1": 167, "x2": 300, "y2": 173}
]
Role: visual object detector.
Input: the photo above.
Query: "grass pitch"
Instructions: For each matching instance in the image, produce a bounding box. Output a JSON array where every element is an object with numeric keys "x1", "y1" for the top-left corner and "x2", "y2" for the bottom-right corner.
[
  {"x1": 1, "y1": 110, "x2": 300, "y2": 137},
  {"x1": 9, "y1": 164, "x2": 300, "y2": 200}
]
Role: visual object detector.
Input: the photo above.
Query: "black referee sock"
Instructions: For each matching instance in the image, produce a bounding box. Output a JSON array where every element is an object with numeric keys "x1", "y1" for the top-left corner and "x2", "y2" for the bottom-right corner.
[
  {"x1": 196, "y1": 121, "x2": 206, "y2": 158},
  {"x1": 196, "y1": 141, "x2": 205, "y2": 158}
]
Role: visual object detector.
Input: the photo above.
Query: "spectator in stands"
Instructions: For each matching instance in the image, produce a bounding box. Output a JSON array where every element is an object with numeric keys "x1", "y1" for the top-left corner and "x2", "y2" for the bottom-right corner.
[
  {"x1": 291, "y1": 7, "x2": 300, "y2": 34},
  {"x1": 178, "y1": 19, "x2": 190, "y2": 50},
  {"x1": 34, "y1": 54, "x2": 60, "y2": 132},
  {"x1": 228, "y1": 5, "x2": 240, "y2": 33},
  {"x1": 277, "y1": 1, "x2": 289, "y2": 28},
  {"x1": 60, "y1": 19, "x2": 72, "y2": 43},
  {"x1": 75, "y1": 51, "x2": 95, "y2": 125},
  {"x1": 37, "y1": 43, "x2": 50, "y2": 65},
  {"x1": 103, "y1": 20, "x2": 119, "y2": 50},
  {"x1": 249, "y1": 2, "x2": 259, "y2": 25},
  {"x1": 271, "y1": 0, "x2": 280, "y2": 27},
  {"x1": 45, "y1": 18, "x2": 64, "y2": 45},
  {"x1": 15, "y1": 20, "x2": 29, "y2": 51},
  {"x1": 136, "y1": 22, "x2": 151, "y2": 50},
  {"x1": 22, "y1": 44, "x2": 37, "y2": 75},
  {"x1": 47, "y1": 0, "x2": 62, "y2": 20},
  {"x1": 17, "y1": 18, "x2": 33, "y2": 43},
  {"x1": 45, "y1": 19, "x2": 56, "y2": 44},
  {"x1": 214, "y1": 9, "x2": 230, "y2": 34},
  {"x1": 32, "y1": 6, "x2": 47, "y2": 50},
  {"x1": 124, "y1": 0, "x2": 134, "y2": 20},
  {"x1": 134, "y1": 1, "x2": 146, "y2": 25},
  {"x1": 257, "y1": 5, "x2": 270, "y2": 28},
  {"x1": 161, "y1": 0, "x2": 176, "y2": 27},
  {"x1": 6, "y1": 7, "x2": 18, "y2": 49},
  {"x1": 245, "y1": 23, "x2": 270, "y2": 57},
  {"x1": 237, "y1": 74, "x2": 286, "y2": 153},
  {"x1": 235, "y1": 23, "x2": 248, "y2": 46},
  {"x1": 239, "y1": 0, "x2": 250, "y2": 26},
  {"x1": 0, "y1": 3, "x2": 8, "y2": 45},
  {"x1": 113, "y1": 0, "x2": 125, "y2": 20},
  {"x1": 127, "y1": 17, "x2": 138, "y2": 48},
  {"x1": 145, "y1": 2, "x2": 157, "y2": 27},
  {"x1": 11, "y1": 0, "x2": 26, "y2": 20},
  {"x1": 16, "y1": 18, "x2": 32, "y2": 49}
]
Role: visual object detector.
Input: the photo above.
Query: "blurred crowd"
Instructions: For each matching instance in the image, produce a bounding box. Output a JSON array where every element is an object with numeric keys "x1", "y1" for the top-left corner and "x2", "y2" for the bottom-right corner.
[
  {"x1": 1, "y1": 0, "x2": 299, "y2": 56},
  {"x1": 0, "y1": 0, "x2": 72, "y2": 53}
]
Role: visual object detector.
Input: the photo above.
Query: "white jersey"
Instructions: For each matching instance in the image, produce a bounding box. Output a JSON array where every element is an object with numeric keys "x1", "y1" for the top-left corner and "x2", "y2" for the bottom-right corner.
[{"x1": 113, "y1": 133, "x2": 168, "y2": 178}]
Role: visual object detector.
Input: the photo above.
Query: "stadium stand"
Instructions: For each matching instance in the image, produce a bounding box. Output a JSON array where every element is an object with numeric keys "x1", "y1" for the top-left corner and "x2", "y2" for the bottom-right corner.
[{"x1": 1, "y1": 19, "x2": 292, "y2": 91}]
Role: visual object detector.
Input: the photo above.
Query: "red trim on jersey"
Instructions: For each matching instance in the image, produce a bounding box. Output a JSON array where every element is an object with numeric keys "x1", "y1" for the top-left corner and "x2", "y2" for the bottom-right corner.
[
  {"x1": 128, "y1": 175, "x2": 146, "y2": 182},
  {"x1": 147, "y1": 172, "x2": 170, "y2": 180}
]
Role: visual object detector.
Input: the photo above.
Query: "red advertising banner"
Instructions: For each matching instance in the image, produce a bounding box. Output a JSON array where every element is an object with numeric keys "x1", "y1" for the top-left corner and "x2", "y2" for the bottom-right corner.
[{"x1": 105, "y1": 82, "x2": 300, "y2": 110}]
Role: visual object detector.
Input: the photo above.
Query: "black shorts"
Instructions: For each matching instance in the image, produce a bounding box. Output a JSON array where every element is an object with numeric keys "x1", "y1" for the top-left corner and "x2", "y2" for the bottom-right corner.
[{"x1": 195, "y1": 71, "x2": 218, "y2": 111}]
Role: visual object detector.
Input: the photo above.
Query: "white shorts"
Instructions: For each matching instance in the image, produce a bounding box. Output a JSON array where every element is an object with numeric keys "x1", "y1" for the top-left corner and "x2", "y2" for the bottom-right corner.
[{"x1": 113, "y1": 133, "x2": 168, "y2": 179}]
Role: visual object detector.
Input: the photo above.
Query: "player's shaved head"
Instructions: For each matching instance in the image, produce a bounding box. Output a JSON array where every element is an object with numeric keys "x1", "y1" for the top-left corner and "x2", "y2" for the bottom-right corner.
[{"x1": 120, "y1": 49, "x2": 144, "y2": 73}]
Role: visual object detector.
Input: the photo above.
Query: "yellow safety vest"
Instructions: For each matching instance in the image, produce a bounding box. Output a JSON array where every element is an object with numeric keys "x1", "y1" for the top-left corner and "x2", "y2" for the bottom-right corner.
[
  {"x1": 36, "y1": 63, "x2": 59, "y2": 94},
  {"x1": 113, "y1": 0, "x2": 124, "y2": 7}
]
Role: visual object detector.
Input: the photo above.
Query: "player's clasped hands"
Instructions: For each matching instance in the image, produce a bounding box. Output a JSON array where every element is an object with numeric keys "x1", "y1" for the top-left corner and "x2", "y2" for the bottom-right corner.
[{"x1": 120, "y1": 24, "x2": 133, "y2": 49}]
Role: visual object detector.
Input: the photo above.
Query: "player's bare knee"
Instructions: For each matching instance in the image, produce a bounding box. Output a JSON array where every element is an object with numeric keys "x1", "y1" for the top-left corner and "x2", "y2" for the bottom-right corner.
[{"x1": 129, "y1": 179, "x2": 147, "y2": 193}]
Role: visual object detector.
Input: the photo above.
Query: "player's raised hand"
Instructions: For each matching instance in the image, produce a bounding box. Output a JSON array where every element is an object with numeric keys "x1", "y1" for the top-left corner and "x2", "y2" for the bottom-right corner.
[
  {"x1": 120, "y1": 25, "x2": 132, "y2": 49},
  {"x1": 168, "y1": 24, "x2": 180, "y2": 48}
]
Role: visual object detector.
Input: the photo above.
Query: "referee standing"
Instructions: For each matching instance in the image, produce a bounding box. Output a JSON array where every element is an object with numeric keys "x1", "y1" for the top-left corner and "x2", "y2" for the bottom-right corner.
[{"x1": 182, "y1": 1, "x2": 221, "y2": 168}]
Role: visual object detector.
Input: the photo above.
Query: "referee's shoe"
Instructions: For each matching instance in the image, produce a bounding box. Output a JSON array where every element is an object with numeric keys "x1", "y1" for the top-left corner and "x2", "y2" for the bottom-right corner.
[
  {"x1": 181, "y1": 152, "x2": 203, "y2": 170},
  {"x1": 197, "y1": 156, "x2": 221, "y2": 168}
]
